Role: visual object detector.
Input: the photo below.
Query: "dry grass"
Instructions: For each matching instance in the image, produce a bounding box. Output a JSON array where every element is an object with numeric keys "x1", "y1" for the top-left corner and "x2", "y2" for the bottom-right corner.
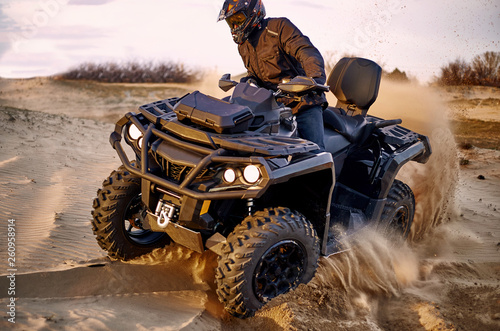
[{"x1": 55, "y1": 61, "x2": 203, "y2": 84}]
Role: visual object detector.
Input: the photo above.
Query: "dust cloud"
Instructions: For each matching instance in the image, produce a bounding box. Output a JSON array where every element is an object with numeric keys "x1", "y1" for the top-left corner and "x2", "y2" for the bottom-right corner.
[
  {"x1": 193, "y1": 69, "x2": 234, "y2": 100},
  {"x1": 370, "y1": 80, "x2": 459, "y2": 240}
]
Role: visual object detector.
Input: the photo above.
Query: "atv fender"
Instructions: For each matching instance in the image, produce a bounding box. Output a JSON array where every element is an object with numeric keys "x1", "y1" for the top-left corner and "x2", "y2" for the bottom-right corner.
[{"x1": 265, "y1": 152, "x2": 336, "y2": 256}]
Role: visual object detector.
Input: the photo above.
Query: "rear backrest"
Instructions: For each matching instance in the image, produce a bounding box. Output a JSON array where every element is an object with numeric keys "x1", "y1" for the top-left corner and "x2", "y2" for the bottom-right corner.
[{"x1": 327, "y1": 57, "x2": 382, "y2": 116}]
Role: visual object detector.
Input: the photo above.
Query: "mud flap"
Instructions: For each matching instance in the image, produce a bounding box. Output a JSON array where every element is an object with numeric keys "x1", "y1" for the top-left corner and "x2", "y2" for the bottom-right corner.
[
  {"x1": 163, "y1": 222, "x2": 204, "y2": 253},
  {"x1": 205, "y1": 233, "x2": 227, "y2": 256},
  {"x1": 324, "y1": 205, "x2": 368, "y2": 256}
]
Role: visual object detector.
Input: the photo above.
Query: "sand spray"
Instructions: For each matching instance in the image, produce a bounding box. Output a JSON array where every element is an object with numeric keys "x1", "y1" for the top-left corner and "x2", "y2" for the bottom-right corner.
[{"x1": 301, "y1": 80, "x2": 460, "y2": 320}]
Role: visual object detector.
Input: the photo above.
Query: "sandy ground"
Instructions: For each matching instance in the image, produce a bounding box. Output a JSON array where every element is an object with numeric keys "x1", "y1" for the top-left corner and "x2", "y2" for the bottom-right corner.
[{"x1": 0, "y1": 78, "x2": 499, "y2": 330}]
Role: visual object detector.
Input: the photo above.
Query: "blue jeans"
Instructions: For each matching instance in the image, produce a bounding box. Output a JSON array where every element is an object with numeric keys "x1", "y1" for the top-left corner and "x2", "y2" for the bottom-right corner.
[{"x1": 296, "y1": 106, "x2": 325, "y2": 151}]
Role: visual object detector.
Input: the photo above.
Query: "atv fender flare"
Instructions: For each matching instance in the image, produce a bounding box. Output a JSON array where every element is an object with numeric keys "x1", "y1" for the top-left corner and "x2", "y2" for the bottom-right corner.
[{"x1": 265, "y1": 152, "x2": 335, "y2": 255}]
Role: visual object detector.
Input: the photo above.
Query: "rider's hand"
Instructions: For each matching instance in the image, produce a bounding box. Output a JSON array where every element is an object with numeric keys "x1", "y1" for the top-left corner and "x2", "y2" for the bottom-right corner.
[
  {"x1": 240, "y1": 76, "x2": 259, "y2": 87},
  {"x1": 246, "y1": 78, "x2": 259, "y2": 87}
]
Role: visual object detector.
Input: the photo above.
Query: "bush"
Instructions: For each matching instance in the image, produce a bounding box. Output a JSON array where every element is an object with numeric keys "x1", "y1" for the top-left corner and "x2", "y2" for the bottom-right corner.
[
  {"x1": 436, "y1": 51, "x2": 500, "y2": 87},
  {"x1": 385, "y1": 68, "x2": 409, "y2": 82},
  {"x1": 56, "y1": 60, "x2": 202, "y2": 83},
  {"x1": 471, "y1": 51, "x2": 500, "y2": 86}
]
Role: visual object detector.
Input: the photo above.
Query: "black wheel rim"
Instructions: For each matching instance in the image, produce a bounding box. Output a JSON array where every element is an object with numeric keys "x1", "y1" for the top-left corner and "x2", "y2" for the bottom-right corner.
[
  {"x1": 253, "y1": 240, "x2": 307, "y2": 303},
  {"x1": 390, "y1": 205, "x2": 410, "y2": 235},
  {"x1": 123, "y1": 194, "x2": 165, "y2": 245}
]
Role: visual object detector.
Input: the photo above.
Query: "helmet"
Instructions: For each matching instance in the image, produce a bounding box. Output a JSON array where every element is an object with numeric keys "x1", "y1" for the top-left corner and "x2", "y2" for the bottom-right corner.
[{"x1": 218, "y1": 0, "x2": 266, "y2": 44}]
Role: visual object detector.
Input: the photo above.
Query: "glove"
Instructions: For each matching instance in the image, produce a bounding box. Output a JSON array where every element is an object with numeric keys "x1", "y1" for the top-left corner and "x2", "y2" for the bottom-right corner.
[{"x1": 240, "y1": 76, "x2": 259, "y2": 87}]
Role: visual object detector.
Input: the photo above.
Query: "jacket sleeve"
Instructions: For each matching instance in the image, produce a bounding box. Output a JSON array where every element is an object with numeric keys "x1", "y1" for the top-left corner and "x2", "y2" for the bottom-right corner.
[{"x1": 278, "y1": 18, "x2": 326, "y2": 85}]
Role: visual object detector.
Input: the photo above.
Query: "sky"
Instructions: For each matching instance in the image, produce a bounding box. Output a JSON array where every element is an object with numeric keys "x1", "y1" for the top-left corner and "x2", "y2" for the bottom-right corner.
[{"x1": 0, "y1": 0, "x2": 498, "y2": 83}]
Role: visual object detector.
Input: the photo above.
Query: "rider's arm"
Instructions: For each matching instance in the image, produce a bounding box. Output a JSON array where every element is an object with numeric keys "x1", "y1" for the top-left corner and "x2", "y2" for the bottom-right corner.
[{"x1": 277, "y1": 18, "x2": 327, "y2": 85}]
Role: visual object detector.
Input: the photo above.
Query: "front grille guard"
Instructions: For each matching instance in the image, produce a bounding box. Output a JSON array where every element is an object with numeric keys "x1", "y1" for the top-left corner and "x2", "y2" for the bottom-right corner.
[
  {"x1": 110, "y1": 113, "x2": 270, "y2": 200},
  {"x1": 153, "y1": 154, "x2": 218, "y2": 184}
]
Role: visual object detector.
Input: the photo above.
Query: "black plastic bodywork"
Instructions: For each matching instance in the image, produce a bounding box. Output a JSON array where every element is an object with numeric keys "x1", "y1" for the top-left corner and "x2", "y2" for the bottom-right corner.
[{"x1": 108, "y1": 57, "x2": 432, "y2": 256}]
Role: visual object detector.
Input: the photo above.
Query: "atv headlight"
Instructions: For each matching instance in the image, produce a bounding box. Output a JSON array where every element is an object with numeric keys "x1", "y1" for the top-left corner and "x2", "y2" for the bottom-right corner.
[
  {"x1": 223, "y1": 168, "x2": 236, "y2": 183},
  {"x1": 128, "y1": 124, "x2": 142, "y2": 140},
  {"x1": 243, "y1": 165, "x2": 261, "y2": 184}
]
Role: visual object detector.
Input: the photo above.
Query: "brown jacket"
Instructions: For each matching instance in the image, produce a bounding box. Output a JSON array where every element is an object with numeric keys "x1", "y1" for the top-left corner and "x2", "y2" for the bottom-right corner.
[{"x1": 238, "y1": 17, "x2": 327, "y2": 112}]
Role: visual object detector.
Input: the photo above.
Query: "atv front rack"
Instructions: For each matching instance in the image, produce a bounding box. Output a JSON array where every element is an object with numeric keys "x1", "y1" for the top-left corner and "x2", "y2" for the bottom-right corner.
[
  {"x1": 112, "y1": 118, "x2": 266, "y2": 201},
  {"x1": 110, "y1": 112, "x2": 328, "y2": 201}
]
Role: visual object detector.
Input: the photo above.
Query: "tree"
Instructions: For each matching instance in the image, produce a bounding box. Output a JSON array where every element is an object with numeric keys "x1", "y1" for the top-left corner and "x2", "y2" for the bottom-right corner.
[
  {"x1": 436, "y1": 52, "x2": 500, "y2": 87},
  {"x1": 437, "y1": 58, "x2": 473, "y2": 86},
  {"x1": 471, "y1": 51, "x2": 500, "y2": 86}
]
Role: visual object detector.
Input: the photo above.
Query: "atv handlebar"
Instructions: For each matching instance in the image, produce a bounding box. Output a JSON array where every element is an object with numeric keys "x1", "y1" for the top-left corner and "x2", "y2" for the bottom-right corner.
[
  {"x1": 374, "y1": 119, "x2": 402, "y2": 128},
  {"x1": 219, "y1": 74, "x2": 329, "y2": 96},
  {"x1": 277, "y1": 76, "x2": 329, "y2": 95}
]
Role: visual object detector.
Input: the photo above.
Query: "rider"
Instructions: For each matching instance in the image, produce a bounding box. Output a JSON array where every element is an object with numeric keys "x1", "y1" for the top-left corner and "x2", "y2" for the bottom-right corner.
[{"x1": 218, "y1": 0, "x2": 327, "y2": 151}]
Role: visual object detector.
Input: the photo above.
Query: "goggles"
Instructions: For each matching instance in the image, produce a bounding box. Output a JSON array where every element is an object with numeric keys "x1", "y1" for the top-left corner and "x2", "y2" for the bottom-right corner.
[{"x1": 226, "y1": 12, "x2": 247, "y2": 29}]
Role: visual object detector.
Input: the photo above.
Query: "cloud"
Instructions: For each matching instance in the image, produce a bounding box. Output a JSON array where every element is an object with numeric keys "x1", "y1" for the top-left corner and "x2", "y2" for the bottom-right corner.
[
  {"x1": 0, "y1": 3, "x2": 17, "y2": 58},
  {"x1": 289, "y1": 1, "x2": 333, "y2": 10},
  {"x1": 0, "y1": 42, "x2": 10, "y2": 59},
  {"x1": 68, "y1": 0, "x2": 117, "y2": 5},
  {"x1": 33, "y1": 24, "x2": 109, "y2": 40}
]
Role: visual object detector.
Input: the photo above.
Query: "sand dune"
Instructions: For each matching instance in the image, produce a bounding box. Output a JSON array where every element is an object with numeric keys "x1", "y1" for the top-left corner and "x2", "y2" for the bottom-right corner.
[
  {"x1": 0, "y1": 107, "x2": 116, "y2": 272},
  {"x1": 0, "y1": 78, "x2": 499, "y2": 330}
]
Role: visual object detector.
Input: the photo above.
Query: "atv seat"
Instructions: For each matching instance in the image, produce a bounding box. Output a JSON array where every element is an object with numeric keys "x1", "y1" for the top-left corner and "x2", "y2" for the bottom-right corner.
[
  {"x1": 323, "y1": 107, "x2": 368, "y2": 143},
  {"x1": 327, "y1": 57, "x2": 382, "y2": 116}
]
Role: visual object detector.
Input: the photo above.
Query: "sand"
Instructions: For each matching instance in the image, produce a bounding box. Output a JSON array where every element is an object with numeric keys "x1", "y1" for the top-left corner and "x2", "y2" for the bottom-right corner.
[{"x1": 0, "y1": 78, "x2": 499, "y2": 330}]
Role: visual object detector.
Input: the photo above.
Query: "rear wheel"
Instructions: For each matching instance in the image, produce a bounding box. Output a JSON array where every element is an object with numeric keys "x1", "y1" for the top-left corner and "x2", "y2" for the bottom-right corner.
[
  {"x1": 380, "y1": 179, "x2": 415, "y2": 239},
  {"x1": 216, "y1": 207, "x2": 320, "y2": 318},
  {"x1": 91, "y1": 164, "x2": 170, "y2": 260}
]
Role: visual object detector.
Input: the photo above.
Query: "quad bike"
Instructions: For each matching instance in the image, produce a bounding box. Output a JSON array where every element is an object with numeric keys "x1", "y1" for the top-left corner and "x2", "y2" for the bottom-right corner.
[{"x1": 91, "y1": 57, "x2": 431, "y2": 318}]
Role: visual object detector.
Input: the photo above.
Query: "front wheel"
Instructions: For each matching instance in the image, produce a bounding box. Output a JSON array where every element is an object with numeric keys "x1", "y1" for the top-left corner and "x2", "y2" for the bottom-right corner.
[
  {"x1": 91, "y1": 164, "x2": 170, "y2": 260},
  {"x1": 216, "y1": 207, "x2": 320, "y2": 318},
  {"x1": 379, "y1": 179, "x2": 415, "y2": 239}
]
